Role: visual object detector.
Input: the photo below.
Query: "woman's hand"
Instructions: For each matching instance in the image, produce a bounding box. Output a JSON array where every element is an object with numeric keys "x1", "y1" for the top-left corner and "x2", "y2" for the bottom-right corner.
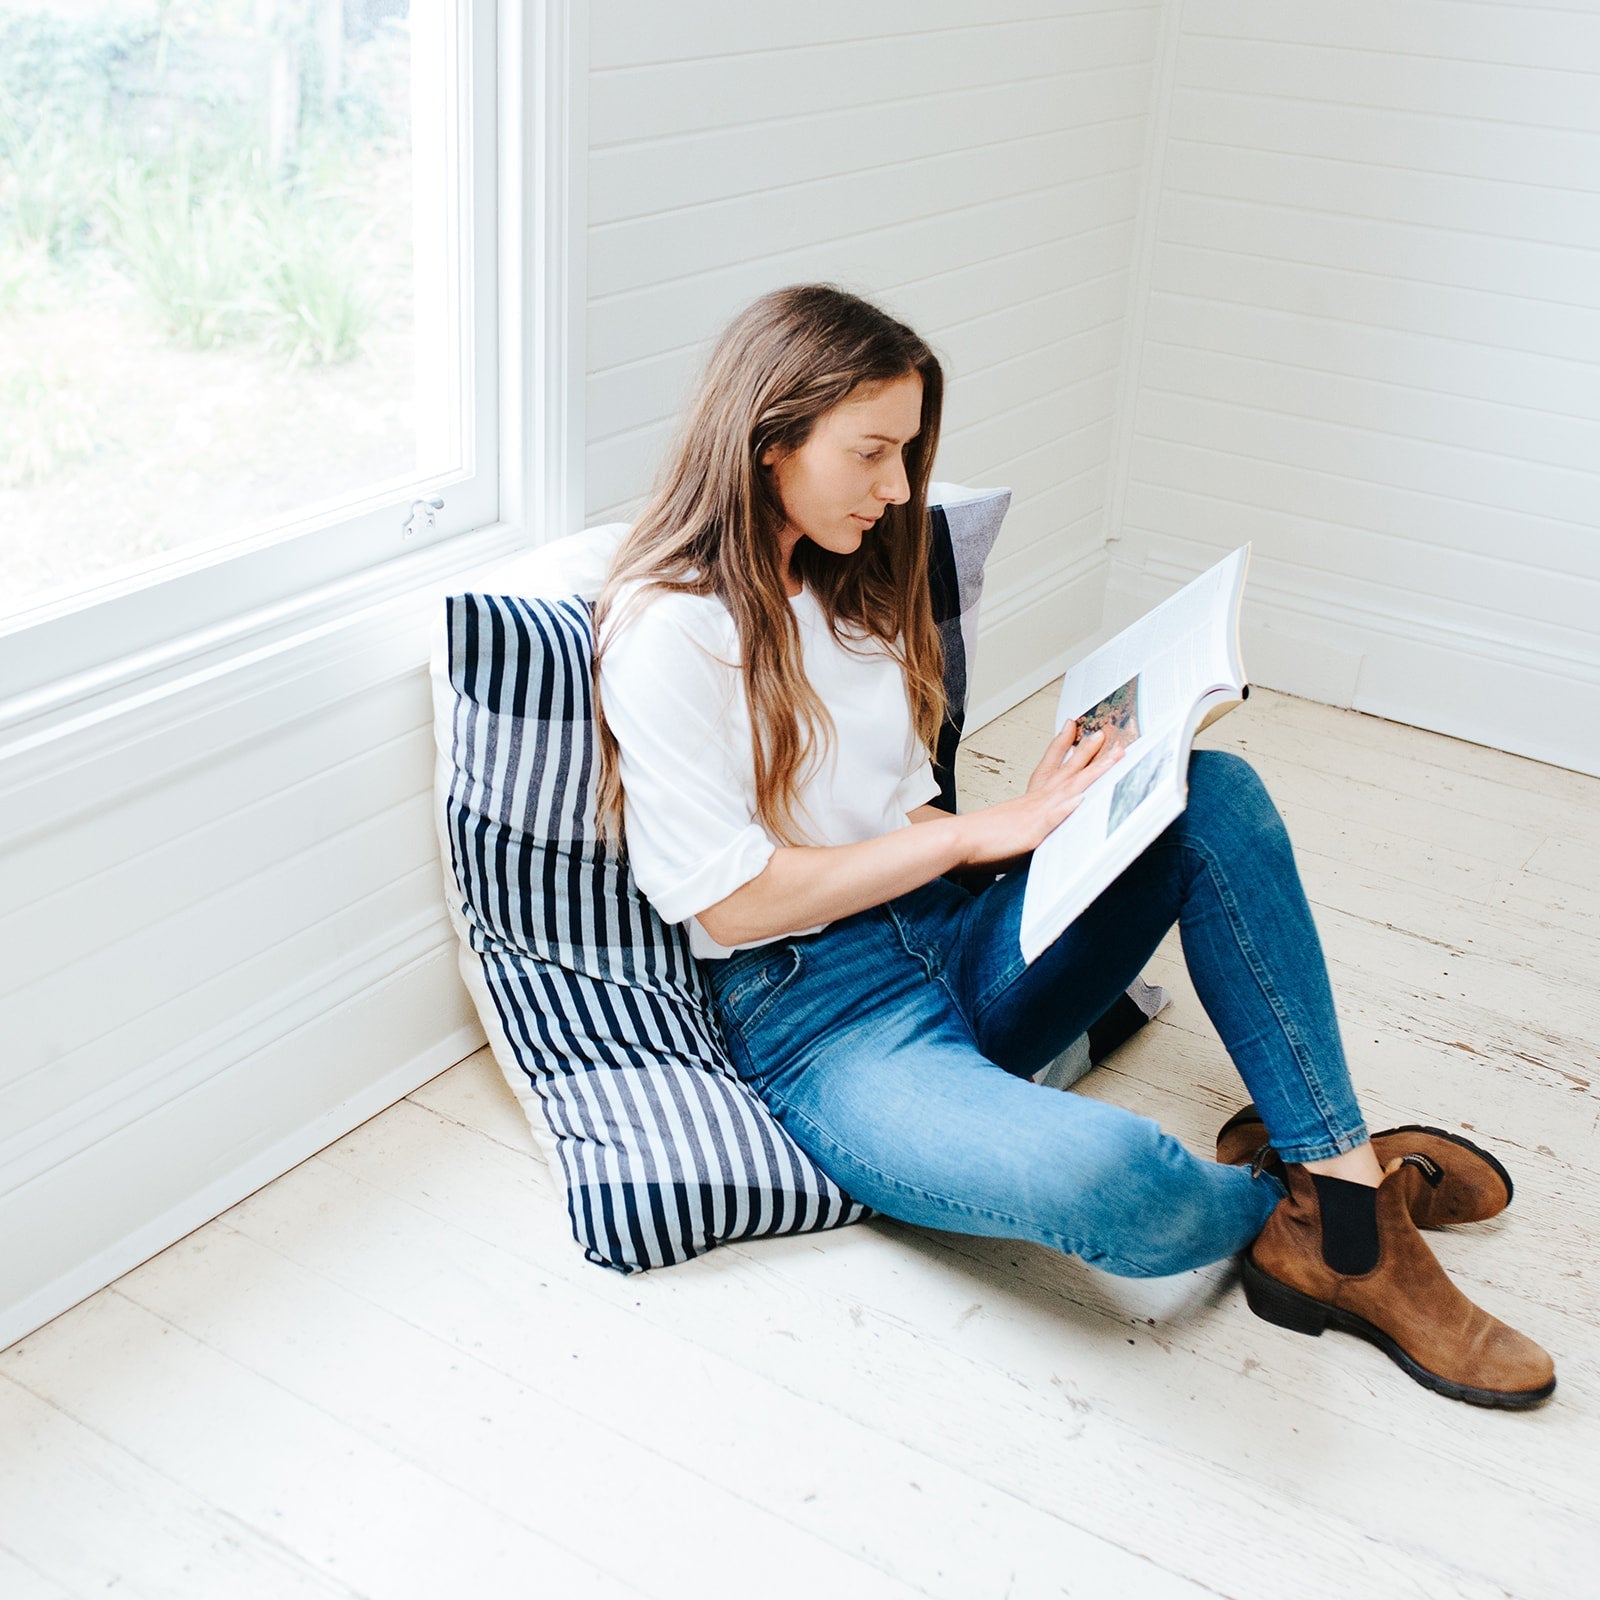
[{"x1": 952, "y1": 721, "x2": 1125, "y2": 868}]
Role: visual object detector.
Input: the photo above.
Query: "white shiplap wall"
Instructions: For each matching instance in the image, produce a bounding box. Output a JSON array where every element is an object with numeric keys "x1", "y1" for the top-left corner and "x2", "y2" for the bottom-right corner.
[
  {"x1": 586, "y1": 0, "x2": 1164, "y2": 727},
  {"x1": 0, "y1": 581, "x2": 485, "y2": 1350},
  {"x1": 0, "y1": 4, "x2": 1166, "y2": 1350},
  {"x1": 1105, "y1": 0, "x2": 1600, "y2": 775}
]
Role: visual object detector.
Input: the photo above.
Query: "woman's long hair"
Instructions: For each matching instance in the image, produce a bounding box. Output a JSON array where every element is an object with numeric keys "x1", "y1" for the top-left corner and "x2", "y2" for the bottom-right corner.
[{"x1": 593, "y1": 284, "x2": 946, "y2": 847}]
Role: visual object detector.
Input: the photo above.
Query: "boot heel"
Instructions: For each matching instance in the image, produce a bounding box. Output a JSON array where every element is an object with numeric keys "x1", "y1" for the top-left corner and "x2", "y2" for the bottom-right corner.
[{"x1": 1241, "y1": 1254, "x2": 1330, "y2": 1337}]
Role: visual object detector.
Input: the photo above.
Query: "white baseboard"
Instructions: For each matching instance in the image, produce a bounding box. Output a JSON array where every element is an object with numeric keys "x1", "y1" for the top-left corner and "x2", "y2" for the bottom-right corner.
[
  {"x1": 1346, "y1": 628, "x2": 1598, "y2": 779},
  {"x1": 0, "y1": 942, "x2": 484, "y2": 1353}
]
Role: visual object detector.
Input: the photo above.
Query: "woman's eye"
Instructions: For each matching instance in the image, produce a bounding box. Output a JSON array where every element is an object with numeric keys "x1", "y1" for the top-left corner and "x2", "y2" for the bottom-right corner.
[{"x1": 859, "y1": 449, "x2": 884, "y2": 462}]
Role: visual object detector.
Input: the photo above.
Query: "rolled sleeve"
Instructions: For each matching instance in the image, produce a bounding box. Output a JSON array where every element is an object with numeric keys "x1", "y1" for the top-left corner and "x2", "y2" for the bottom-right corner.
[{"x1": 642, "y1": 821, "x2": 775, "y2": 926}]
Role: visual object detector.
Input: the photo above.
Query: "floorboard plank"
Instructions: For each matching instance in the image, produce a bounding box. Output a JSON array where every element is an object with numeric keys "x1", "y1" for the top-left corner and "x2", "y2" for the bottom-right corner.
[
  {"x1": 240, "y1": 1118, "x2": 1213, "y2": 1599},
  {"x1": 1, "y1": 1298, "x2": 647, "y2": 1600},
  {"x1": 0, "y1": 1539, "x2": 77, "y2": 1600},
  {"x1": 112, "y1": 1217, "x2": 1042, "y2": 1600},
  {"x1": 0, "y1": 1373, "x2": 366, "y2": 1600}
]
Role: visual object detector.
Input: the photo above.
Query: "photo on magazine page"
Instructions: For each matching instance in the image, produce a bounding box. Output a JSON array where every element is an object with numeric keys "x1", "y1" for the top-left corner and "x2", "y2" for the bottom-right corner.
[
  {"x1": 1076, "y1": 674, "x2": 1143, "y2": 744},
  {"x1": 1106, "y1": 732, "x2": 1176, "y2": 836}
]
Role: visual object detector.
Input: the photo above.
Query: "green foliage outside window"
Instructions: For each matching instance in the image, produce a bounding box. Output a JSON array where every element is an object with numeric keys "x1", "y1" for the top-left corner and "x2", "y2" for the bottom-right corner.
[
  {"x1": 0, "y1": 1, "x2": 415, "y2": 602},
  {"x1": 0, "y1": 2, "x2": 402, "y2": 380}
]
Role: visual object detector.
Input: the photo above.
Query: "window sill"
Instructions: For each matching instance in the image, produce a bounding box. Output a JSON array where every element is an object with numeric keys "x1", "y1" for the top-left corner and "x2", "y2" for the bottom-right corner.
[{"x1": 0, "y1": 519, "x2": 538, "y2": 775}]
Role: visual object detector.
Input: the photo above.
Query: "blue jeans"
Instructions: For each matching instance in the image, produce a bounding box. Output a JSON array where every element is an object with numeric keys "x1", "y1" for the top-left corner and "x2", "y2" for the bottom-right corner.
[{"x1": 707, "y1": 750, "x2": 1369, "y2": 1278}]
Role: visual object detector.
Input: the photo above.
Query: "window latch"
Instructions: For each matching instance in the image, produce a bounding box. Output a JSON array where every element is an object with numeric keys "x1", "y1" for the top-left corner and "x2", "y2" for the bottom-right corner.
[{"x1": 403, "y1": 496, "x2": 446, "y2": 540}]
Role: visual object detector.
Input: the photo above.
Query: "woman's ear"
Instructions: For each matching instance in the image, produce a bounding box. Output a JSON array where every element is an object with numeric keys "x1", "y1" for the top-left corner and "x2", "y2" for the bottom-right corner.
[{"x1": 759, "y1": 442, "x2": 784, "y2": 469}]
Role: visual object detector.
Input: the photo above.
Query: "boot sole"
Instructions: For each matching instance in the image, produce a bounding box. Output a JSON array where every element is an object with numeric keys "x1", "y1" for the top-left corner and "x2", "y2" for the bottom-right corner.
[{"x1": 1240, "y1": 1253, "x2": 1555, "y2": 1410}]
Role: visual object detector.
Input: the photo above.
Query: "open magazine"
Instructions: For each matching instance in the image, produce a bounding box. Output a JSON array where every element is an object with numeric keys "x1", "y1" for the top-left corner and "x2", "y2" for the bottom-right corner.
[{"x1": 1018, "y1": 545, "x2": 1252, "y2": 964}]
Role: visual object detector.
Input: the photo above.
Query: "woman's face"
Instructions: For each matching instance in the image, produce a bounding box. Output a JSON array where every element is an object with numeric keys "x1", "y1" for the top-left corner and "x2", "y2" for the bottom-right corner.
[{"x1": 761, "y1": 372, "x2": 923, "y2": 574}]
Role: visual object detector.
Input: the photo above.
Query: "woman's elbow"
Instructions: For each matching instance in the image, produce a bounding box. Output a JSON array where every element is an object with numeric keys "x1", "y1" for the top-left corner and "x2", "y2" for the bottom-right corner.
[
  {"x1": 693, "y1": 881, "x2": 759, "y2": 948},
  {"x1": 695, "y1": 868, "x2": 781, "y2": 948},
  {"x1": 694, "y1": 902, "x2": 743, "y2": 947}
]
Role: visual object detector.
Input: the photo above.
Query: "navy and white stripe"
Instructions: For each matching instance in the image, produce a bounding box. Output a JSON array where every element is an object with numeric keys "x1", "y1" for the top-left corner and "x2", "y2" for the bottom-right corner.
[
  {"x1": 923, "y1": 484, "x2": 1010, "y2": 812},
  {"x1": 441, "y1": 592, "x2": 867, "y2": 1273}
]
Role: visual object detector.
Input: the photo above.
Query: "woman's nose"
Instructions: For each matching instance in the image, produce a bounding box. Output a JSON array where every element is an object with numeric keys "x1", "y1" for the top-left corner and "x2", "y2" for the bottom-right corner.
[{"x1": 877, "y1": 458, "x2": 910, "y2": 504}]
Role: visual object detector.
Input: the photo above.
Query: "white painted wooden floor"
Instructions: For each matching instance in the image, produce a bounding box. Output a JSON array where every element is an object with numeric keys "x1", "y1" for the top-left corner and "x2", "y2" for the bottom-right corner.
[{"x1": 4, "y1": 688, "x2": 1596, "y2": 1599}]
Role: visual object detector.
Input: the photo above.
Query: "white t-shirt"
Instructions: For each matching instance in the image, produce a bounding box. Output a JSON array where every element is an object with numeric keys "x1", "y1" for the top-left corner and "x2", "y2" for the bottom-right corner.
[{"x1": 598, "y1": 581, "x2": 939, "y2": 960}]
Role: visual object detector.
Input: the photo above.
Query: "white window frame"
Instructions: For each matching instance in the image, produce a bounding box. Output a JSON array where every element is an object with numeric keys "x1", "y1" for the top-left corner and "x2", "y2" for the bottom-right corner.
[{"x1": 0, "y1": 0, "x2": 585, "y2": 737}]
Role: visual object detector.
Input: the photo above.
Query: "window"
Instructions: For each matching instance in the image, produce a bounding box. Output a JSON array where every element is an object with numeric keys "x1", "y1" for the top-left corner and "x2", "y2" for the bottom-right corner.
[{"x1": 0, "y1": 0, "x2": 561, "y2": 712}]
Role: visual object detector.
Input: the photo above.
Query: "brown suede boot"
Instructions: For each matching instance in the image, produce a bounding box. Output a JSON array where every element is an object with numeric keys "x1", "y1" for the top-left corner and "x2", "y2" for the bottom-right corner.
[
  {"x1": 1242, "y1": 1161, "x2": 1555, "y2": 1408},
  {"x1": 1217, "y1": 1103, "x2": 1513, "y2": 1227}
]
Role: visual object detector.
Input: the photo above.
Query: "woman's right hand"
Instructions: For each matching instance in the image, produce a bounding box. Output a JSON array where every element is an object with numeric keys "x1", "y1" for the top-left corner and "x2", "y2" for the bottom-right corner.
[{"x1": 953, "y1": 722, "x2": 1126, "y2": 867}]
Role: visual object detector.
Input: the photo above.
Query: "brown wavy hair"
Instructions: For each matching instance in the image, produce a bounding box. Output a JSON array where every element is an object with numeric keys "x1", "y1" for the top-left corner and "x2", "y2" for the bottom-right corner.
[{"x1": 593, "y1": 284, "x2": 946, "y2": 847}]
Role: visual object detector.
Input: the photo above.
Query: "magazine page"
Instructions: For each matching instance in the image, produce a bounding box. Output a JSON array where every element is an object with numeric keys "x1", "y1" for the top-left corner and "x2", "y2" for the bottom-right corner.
[
  {"x1": 1051, "y1": 548, "x2": 1247, "y2": 744},
  {"x1": 1017, "y1": 546, "x2": 1250, "y2": 964},
  {"x1": 1018, "y1": 730, "x2": 1189, "y2": 962}
]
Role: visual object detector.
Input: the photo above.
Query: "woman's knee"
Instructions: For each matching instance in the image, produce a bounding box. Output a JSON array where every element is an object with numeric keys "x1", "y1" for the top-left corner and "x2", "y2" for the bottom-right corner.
[
  {"x1": 1181, "y1": 749, "x2": 1290, "y2": 855},
  {"x1": 1188, "y1": 747, "x2": 1266, "y2": 806},
  {"x1": 1031, "y1": 1109, "x2": 1252, "y2": 1277},
  {"x1": 1081, "y1": 1147, "x2": 1278, "y2": 1277}
]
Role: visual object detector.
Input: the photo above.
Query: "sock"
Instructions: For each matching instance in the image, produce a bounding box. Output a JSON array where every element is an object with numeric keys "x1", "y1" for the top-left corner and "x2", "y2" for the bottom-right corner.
[{"x1": 1309, "y1": 1173, "x2": 1381, "y2": 1275}]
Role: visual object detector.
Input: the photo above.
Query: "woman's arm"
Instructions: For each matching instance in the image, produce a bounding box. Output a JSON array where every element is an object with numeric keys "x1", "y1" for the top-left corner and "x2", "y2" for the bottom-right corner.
[
  {"x1": 907, "y1": 802, "x2": 1029, "y2": 886},
  {"x1": 696, "y1": 722, "x2": 1122, "y2": 947}
]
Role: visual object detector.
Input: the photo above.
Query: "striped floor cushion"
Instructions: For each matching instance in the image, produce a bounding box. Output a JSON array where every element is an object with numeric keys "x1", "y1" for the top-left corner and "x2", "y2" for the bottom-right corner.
[
  {"x1": 430, "y1": 490, "x2": 1167, "y2": 1274},
  {"x1": 436, "y1": 591, "x2": 866, "y2": 1272}
]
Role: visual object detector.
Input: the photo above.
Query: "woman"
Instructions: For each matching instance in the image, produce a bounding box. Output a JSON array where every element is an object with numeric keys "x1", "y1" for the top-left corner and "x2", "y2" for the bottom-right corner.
[{"x1": 593, "y1": 284, "x2": 1553, "y2": 1409}]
